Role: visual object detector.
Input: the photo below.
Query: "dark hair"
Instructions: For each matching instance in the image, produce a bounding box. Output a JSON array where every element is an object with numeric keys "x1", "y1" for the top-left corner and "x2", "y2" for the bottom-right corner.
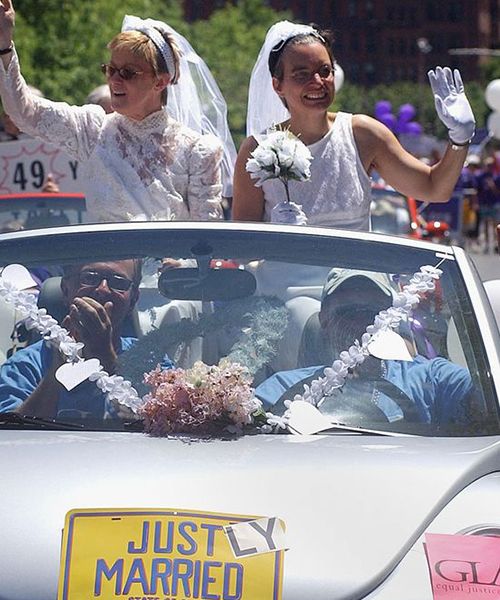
[{"x1": 268, "y1": 27, "x2": 336, "y2": 80}]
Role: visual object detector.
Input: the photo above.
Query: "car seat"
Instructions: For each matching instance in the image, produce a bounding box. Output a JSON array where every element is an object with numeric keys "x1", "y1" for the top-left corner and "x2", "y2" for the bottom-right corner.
[{"x1": 0, "y1": 295, "x2": 19, "y2": 362}]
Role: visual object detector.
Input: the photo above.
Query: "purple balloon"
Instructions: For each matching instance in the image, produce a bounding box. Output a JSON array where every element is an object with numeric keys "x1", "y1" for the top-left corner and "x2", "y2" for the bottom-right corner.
[
  {"x1": 374, "y1": 100, "x2": 392, "y2": 118},
  {"x1": 378, "y1": 113, "x2": 397, "y2": 132},
  {"x1": 405, "y1": 121, "x2": 423, "y2": 136},
  {"x1": 398, "y1": 103, "x2": 416, "y2": 123},
  {"x1": 398, "y1": 121, "x2": 411, "y2": 134}
]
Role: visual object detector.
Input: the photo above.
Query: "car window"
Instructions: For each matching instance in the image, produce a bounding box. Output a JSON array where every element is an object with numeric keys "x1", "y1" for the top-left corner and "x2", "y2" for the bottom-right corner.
[
  {"x1": 0, "y1": 193, "x2": 86, "y2": 232},
  {"x1": 371, "y1": 190, "x2": 412, "y2": 236},
  {"x1": 0, "y1": 226, "x2": 498, "y2": 437}
]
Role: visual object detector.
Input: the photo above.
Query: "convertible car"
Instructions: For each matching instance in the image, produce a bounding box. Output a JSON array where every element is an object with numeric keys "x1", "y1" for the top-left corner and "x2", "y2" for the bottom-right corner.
[{"x1": 0, "y1": 221, "x2": 499, "y2": 600}]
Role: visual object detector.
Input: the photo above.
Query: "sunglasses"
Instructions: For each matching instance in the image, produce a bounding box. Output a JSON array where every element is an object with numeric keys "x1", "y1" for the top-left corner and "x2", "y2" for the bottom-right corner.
[
  {"x1": 100, "y1": 63, "x2": 146, "y2": 81},
  {"x1": 79, "y1": 270, "x2": 133, "y2": 292},
  {"x1": 290, "y1": 64, "x2": 334, "y2": 85}
]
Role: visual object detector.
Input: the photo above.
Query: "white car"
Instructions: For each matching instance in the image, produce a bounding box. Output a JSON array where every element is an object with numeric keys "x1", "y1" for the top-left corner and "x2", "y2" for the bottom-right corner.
[{"x1": 0, "y1": 222, "x2": 499, "y2": 600}]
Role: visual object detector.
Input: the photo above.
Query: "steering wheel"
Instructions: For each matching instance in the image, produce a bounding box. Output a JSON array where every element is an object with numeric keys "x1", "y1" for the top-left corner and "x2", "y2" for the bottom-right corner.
[
  {"x1": 321, "y1": 374, "x2": 420, "y2": 424},
  {"x1": 273, "y1": 368, "x2": 420, "y2": 426}
]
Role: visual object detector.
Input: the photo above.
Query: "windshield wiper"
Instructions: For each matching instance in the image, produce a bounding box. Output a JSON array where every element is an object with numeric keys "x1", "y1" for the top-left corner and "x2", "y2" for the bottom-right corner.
[
  {"x1": 0, "y1": 412, "x2": 86, "y2": 430},
  {"x1": 321, "y1": 422, "x2": 415, "y2": 437}
]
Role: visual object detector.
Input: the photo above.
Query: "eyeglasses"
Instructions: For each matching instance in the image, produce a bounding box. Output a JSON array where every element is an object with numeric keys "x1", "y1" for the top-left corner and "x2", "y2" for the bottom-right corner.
[
  {"x1": 100, "y1": 63, "x2": 146, "y2": 81},
  {"x1": 78, "y1": 270, "x2": 133, "y2": 292},
  {"x1": 290, "y1": 64, "x2": 334, "y2": 84}
]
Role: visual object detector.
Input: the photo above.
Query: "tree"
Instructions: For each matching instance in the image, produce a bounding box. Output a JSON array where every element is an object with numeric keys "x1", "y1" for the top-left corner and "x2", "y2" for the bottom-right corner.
[
  {"x1": 189, "y1": 0, "x2": 290, "y2": 147},
  {"x1": 9, "y1": 1, "x2": 492, "y2": 149},
  {"x1": 13, "y1": 0, "x2": 185, "y2": 104}
]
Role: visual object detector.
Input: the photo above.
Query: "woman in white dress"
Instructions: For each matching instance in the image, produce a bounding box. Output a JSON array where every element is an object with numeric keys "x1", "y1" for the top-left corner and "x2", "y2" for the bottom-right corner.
[
  {"x1": 232, "y1": 21, "x2": 476, "y2": 230},
  {"x1": 0, "y1": 1, "x2": 236, "y2": 223}
]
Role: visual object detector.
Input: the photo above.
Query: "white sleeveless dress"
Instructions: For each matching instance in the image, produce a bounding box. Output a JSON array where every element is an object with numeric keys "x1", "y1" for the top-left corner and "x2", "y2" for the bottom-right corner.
[{"x1": 261, "y1": 112, "x2": 372, "y2": 231}]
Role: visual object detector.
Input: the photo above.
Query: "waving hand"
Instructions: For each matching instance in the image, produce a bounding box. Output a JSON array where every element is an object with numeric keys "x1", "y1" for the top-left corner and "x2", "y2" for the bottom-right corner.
[
  {"x1": 0, "y1": 0, "x2": 14, "y2": 49},
  {"x1": 428, "y1": 66, "x2": 475, "y2": 145}
]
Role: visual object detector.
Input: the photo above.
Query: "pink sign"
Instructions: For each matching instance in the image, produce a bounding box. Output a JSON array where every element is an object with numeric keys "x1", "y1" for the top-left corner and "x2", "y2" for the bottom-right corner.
[{"x1": 424, "y1": 533, "x2": 500, "y2": 599}]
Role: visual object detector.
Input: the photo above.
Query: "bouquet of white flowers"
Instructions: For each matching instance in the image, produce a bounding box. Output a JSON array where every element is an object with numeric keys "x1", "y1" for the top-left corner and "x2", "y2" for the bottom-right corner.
[{"x1": 246, "y1": 129, "x2": 312, "y2": 225}]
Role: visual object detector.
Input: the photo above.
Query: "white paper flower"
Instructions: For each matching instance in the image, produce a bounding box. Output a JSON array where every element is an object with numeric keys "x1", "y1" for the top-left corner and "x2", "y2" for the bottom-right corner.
[
  {"x1": 265, "y1": 411, "x2": 289, "y2": 432},
  {"x1": 421, "y1": 265, "x2": 443, "y2": 279},
  {"x1": 59, "y1": 340, "x2": 84, "y2": 362}
]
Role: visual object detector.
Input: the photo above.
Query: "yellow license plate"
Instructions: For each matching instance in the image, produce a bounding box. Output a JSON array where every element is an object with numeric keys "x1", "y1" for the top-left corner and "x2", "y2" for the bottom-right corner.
[{"x1": 58, "y1": 508, "x2": 284, "y2": 600}]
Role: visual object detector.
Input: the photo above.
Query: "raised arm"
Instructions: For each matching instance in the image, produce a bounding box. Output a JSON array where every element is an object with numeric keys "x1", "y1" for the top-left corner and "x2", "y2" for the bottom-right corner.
[
  {"x1": 0, "y1": 0, "x2": 103, "y2": 161},
  {"x1": 232, "y1": 136, "x2": 266, "y2": 221},
  {"x1": 356, "y1": 67, "x2": 475, "y2": 203},
  {"x1": 0, "y1": 0, "x2": 14, "y2": 68}
]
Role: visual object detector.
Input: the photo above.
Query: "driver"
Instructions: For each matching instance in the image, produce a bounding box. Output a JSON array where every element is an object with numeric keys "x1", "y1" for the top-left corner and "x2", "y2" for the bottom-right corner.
[
  {"x1": 255, "y1": 269, "x2": 479, "y2": 426},
  {"x1": 0, "y1": 259, "x2": 142, "y2": 418}
]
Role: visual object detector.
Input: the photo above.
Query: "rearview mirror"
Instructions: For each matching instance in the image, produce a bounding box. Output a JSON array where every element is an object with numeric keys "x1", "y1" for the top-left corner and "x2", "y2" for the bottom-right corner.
[{"x1": 158, "y1": 267, "x2": 256, "y2": 301}]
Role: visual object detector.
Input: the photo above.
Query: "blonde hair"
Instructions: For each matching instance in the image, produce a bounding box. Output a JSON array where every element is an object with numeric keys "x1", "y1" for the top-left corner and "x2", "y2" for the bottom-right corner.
[{"x1": 107, "y1": 30, "x2": 180, "y2": 104}]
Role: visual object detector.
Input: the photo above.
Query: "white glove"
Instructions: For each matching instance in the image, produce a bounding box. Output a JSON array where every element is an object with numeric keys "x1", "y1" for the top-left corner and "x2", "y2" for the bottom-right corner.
[
  {"x1": 271, "y1": 201, "x2": 308, "y2": 225},
  {"x1": 428, "y1": 67, "x2": 475, "y2": 145}
]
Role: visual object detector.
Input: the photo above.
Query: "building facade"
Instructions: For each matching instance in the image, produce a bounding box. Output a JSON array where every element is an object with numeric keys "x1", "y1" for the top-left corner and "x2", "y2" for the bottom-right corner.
[{"x1": 183, "y1": 0, "x2": 500, "y2": 84}]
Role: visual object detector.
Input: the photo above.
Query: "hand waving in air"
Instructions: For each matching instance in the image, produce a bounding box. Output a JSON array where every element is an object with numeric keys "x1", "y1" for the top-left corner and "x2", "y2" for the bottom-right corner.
[
  {"x1": 0, "y1": 0, "x2": 14, "y2": 50},
  {"x1": 428, "y1": 66, "x2": 475, "y2": 145}
]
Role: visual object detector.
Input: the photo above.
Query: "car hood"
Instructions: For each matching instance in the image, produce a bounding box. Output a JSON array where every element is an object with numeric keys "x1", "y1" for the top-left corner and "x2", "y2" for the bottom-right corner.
[{"x1": 1, "y1": 430, "x2": 500, "y2": 600}]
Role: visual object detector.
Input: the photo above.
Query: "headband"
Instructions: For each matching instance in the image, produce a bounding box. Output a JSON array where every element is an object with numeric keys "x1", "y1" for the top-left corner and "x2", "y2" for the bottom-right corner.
[
  {"x1": 246, "y1": 21, "x2": 322, "y2": 137},
  {"x1": 120, "y1": 15, "x2": 237, "y2": 197},
  {"x1": 122, "y1": 15, "x2": 176, "y2": 79}
]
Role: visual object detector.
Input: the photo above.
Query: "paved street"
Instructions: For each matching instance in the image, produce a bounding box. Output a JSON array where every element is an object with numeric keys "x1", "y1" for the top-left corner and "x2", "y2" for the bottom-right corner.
[{"x1": 468, "y1": 251, "x2": 499, "y2": 282}]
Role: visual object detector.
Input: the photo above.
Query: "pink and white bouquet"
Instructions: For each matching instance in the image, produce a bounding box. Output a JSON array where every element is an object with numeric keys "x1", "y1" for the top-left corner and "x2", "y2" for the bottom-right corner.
[{"x1": 139, "y1": 359, "x2": 265, "y2": 436}]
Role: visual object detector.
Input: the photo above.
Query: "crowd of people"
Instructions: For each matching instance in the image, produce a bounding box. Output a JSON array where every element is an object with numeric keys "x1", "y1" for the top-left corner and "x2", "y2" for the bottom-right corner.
[{"x1": 459, "y1": 154, "x2": 500, "y2": 254}]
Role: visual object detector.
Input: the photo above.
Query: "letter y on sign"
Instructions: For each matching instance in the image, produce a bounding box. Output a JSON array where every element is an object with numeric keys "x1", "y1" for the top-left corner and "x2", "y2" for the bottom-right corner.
[{"x1": 225, "y1": 517, "x2": 287, "y2": 558}]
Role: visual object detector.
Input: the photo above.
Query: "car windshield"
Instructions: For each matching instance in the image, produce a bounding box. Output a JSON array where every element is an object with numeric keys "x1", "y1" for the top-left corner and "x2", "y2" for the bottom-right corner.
[{"x1": 0, "y1": 224, "x2": 498, "y2": 437}]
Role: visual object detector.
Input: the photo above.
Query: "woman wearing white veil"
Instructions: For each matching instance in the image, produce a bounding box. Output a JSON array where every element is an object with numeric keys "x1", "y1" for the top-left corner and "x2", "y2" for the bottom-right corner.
[
  {"x1": 233, "y1": 20, "x2": 475, "y2": 230},
  {"x1": 0, "y1": 1, "x2": 236, "y2": 222}
]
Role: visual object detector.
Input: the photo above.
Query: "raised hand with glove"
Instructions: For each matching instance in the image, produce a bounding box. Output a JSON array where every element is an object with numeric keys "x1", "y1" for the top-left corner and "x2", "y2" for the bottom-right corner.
[{"x1": 428, "y1": 67, "x2": 476, "y2": 147}]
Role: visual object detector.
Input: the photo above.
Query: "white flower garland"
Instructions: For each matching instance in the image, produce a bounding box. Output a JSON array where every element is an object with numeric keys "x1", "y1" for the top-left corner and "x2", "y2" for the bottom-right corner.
[
  {"x1": 0, "y1": 279, "x2": 82, "y2": 361},
  {"x1": 293, "y1": 264, "x2": 443, "y2": 407},
  {"x1": 0, "y1": 271, "x2": 142, "y2": 414},
  {"x1": 0, "y1": 262, "x2": 444, "y2": 432},
  {"x1": 0, "y1": 265, "x2": 286, "y2": 432}
]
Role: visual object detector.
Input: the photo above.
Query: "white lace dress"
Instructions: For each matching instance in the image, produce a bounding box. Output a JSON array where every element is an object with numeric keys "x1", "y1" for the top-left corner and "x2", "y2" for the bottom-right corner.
[
  {"x1": 261, "y1": 112, "x2": 372, "y2": 231},
  {"x1": 0, "y1": 49, "x2": 224, "y2": 222}
]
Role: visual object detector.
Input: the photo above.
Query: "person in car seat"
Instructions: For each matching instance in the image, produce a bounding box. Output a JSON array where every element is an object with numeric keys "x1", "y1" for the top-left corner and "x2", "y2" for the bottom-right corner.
[
  {"x1": 0, "y1": 259, "x2": 142, "y2": 418},
  {"x1": 256, "y1": 269, "x2": 481, "y2": 427}
]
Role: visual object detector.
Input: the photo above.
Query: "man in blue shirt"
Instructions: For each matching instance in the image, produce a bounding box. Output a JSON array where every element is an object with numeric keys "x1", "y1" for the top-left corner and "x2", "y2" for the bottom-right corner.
[
  {"x1": 256, "y1": 269, "x2": 475, "y2": 426},
  {"x1": 0, "y1": 259, "x2": 142, "y2": 418}
]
